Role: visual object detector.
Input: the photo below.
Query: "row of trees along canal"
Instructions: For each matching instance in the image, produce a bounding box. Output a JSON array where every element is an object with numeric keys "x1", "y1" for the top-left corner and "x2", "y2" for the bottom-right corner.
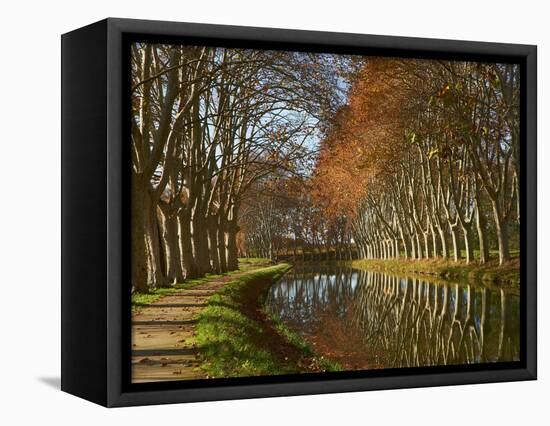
[
  {"x1": 131, "y1": 45, "x2": 519, "y2": 292},
  {"x1": 243, "y1": 59, "x2": 520, "y2": 267},
  {"x1": 130, "y1": 43, "x2": 353, "y2": 291}
]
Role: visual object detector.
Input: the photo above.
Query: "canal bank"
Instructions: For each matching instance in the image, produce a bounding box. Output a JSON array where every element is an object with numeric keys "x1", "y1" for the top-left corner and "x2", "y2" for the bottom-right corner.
[
  {"x1": 132, "y1": 261, "x2": 343, "y2": 382},
  {"x1": 131, "y1": 262, "x2": 285, "y2": 382},
  {"x1": 351, "y1": 257, "x2": 520, "y2": 286},
  {"x1": 190, "y1": 263, "x2": 341, "y2": 378}
]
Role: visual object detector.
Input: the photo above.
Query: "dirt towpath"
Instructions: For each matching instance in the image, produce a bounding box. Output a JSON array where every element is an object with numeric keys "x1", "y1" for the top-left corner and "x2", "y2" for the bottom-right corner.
[{"x1": 131, "y1": 272, "x2": 249, "y2": 383}]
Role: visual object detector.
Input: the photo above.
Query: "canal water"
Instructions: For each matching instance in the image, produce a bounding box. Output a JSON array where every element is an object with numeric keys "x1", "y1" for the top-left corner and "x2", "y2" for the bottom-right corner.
[{"x1": 265, "y1": 263, "x2": 520, "y2": 370}]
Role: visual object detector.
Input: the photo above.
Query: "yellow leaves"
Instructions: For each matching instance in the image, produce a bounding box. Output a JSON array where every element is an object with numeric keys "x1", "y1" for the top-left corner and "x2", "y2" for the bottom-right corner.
[
  {"x1": 428, "y1": 148, "x2": 439, "y2": 159},
  {"x1": 406, "y1": 131, "x2": 418, "y2": 145}
]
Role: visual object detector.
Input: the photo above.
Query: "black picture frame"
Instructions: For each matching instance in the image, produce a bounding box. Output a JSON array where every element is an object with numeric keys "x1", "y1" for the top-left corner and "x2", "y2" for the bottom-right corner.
[{"x1": 61, "y1": 17, "x2": 537, "y2": 407}]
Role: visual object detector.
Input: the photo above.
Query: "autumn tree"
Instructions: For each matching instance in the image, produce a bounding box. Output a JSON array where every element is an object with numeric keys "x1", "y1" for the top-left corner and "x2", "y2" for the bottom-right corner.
[{"x1": 314, "y1": 58, "x2": 520, "y2": 266}]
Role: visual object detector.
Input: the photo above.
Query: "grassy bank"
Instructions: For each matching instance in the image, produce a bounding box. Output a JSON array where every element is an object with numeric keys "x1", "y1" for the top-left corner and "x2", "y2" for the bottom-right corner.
[
  {"x1": 131, "y1": 259, "x2": 272, "y2": 312},
  {"x1": 351, "y1": 257, "x2": 520, "y2": 286},
  {"x1": 189, "y1": 263, "x2": 341, "y2": 378},
  {"x1": 132, "y1": 271, "x2": 234, "y2": 313}
]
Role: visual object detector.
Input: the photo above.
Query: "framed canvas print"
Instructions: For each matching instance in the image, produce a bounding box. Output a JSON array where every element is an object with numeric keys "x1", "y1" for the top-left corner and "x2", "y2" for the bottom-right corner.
[{"x1": 61, "y1": 18, "x2": 537, "y2": 407}]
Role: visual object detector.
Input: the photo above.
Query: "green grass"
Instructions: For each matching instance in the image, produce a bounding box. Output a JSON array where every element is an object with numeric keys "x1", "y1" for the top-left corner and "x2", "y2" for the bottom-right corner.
[
  {"x1": 351, "y1": 257, "x2": 520, "y2": 286},
  {"x1": 390, "y1": 249, "x2": 520, "y2": 260},
  {"x1": 133, "y1": 260, "x2": 343, "y2": 377},
  {"x1": 131, "y1": 268, "x2": 254, "y2": 313},
  {"x1": 132, "y1": 258, "x2": 274, "y2": 312},
  {"x1": 238, "y1": 257, "x2": 272, "y2": 266},
  {"x1": 188, "y1": 263, "x2": 341, "y2": 378}
]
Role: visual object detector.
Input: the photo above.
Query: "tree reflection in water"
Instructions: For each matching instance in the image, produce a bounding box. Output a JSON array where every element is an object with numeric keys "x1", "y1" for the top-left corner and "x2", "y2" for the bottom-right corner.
[{"x1": 265, "y1": 264, "x2": 520, "y2": 369}]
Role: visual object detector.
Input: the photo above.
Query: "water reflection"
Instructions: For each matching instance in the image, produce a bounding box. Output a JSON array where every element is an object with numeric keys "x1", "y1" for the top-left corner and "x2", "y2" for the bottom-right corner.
[{"x1": 265, "y1": 264, "x2": 520, "y2": 369}]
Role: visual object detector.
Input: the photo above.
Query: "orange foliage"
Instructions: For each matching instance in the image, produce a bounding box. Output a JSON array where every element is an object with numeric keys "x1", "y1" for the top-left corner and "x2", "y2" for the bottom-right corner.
[{"x1": 312, "y1": 58, "x2": 420, "y2": 223}]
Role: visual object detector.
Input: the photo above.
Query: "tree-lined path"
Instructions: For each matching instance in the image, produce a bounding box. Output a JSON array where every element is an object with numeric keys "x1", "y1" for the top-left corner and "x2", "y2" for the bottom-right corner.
[{"x1": 130, "y1": 41, "x2": 521, "y2": 382}]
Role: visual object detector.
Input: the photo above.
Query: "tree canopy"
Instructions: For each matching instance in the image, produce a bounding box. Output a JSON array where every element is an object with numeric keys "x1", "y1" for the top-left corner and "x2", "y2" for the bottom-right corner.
[{"x1": 130, "y1": 43, "x2": 520, "y2": 293}]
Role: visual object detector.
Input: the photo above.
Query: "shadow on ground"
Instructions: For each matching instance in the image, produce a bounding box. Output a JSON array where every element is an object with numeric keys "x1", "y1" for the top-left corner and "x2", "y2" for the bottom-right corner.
[{"x1": 38, "y1": 377, "x2": 61, "y2": 390}]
